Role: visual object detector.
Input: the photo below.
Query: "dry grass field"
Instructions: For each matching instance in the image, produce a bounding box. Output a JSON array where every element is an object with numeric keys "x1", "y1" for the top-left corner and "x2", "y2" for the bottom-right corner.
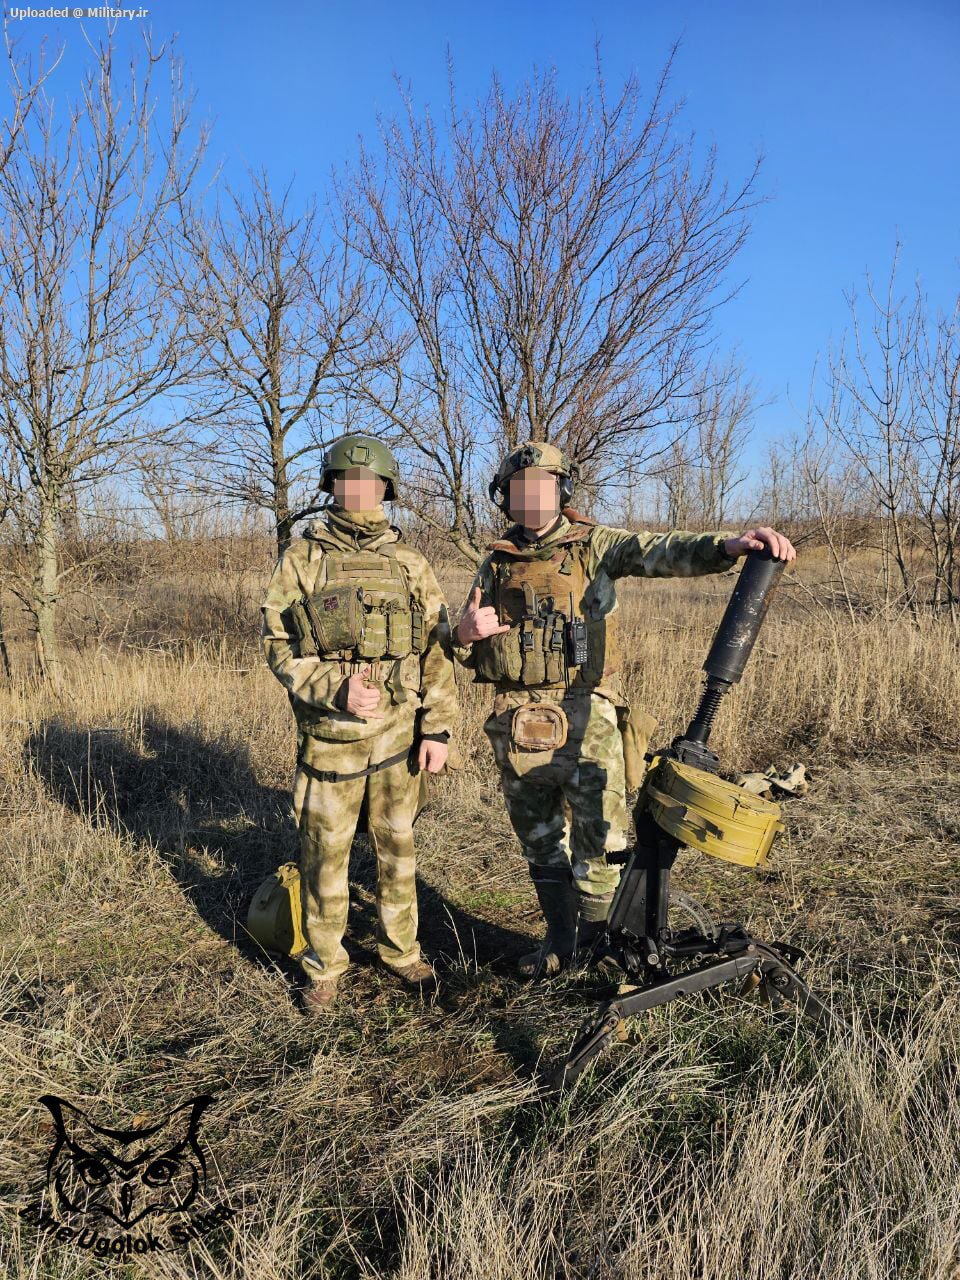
[{"x1": 1, "y1": 547, "x2": 959, "y2": 1278}]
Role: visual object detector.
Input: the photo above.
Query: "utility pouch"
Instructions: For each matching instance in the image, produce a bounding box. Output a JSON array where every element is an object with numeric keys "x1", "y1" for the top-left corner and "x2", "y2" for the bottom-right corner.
[
  {"x1": 357, "y1": 595, "x2": 388, "y2": 659},
  {"x1": 616, "y1": 705, "x2": 658, "y2": 791},
  {"x1": 289, "y1": 602, "x2": 318, "y2": 657},
  {"x1": 520, "y1": 619, "x2": 547, "y2": 685},
  {"x1": 543, "y1": 614, "x2": 566, "y2": 684},
  {"x1": 510, "y1": 702, "x2": 568, "y2": 752},
  {"x1": 385, "y1": 603, "x2": 413, "y2": 657},
  {"x1": 303, "y1": 585, "x2": 364, "y2": 654},
  {"x1": 410, "y1": 607, "x2": 426, "y2": 653}
]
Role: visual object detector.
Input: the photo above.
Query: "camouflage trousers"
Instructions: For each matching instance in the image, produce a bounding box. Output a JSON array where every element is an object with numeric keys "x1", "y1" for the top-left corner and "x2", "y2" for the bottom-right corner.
[
  {"x1": 484, "y1": 691, "x2": 627, "y2": 897},
  {"x1": 291, "y1": 713, "x2": 422, "y2": 984}
]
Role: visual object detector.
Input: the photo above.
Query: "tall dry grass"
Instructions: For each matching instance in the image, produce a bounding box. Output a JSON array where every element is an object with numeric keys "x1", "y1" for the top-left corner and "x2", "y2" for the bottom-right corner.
[
  {"x1": 0, "y1": 555, "x2": 959, "y2": 1277},
  {"x1": 377, "y1": 986, "x2": 960, "y2": 1280}
]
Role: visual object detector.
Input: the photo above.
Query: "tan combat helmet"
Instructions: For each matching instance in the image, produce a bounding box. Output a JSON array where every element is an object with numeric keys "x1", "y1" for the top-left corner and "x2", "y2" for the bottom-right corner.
[
  {"x1": 319, "y1": 433, "x2": 400, "y2": 501},
  {"x1": 488, "y1": 441, "x2": 575, "y2": 510}
]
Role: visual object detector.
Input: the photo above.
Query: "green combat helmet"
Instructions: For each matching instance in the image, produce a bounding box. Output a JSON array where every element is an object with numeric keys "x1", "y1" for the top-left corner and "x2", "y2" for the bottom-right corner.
[
  {"x1": 319, "y1": 433, "x2": 400, "y2": 501},
  {"x1": 488, "y1": 441, "x2": 575, "y2": 509}
]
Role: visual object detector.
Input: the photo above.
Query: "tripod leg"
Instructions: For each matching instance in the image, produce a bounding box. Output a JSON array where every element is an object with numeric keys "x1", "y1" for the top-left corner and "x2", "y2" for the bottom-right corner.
[
  {"x1": 754, "y1": 946, "x2": 836, "y2": 1026},
  {"x1": 542, "y1": 952, "x2": 762, "y2": 1092}
]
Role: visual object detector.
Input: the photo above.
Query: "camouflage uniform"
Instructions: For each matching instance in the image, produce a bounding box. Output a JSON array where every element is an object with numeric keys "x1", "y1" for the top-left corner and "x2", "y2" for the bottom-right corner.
[
  {"x1": 261, "y1": 505, "x2": 457, "y2": 984},
  {"x1": 456, "y1": 513, "x2": 738, "y2": 910}
]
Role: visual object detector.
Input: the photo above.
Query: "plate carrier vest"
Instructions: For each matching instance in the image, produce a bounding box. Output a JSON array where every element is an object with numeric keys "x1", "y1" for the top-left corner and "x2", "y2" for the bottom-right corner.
[
  {"x1": 290, "y1": 541, "x2": 426, "y2": 665},
  {"x1": 287, "y1": 540, "x2": 427, "y2": 734},
  {"x1": 471, "y1": 518, "x2": 620, "y2": 691}
]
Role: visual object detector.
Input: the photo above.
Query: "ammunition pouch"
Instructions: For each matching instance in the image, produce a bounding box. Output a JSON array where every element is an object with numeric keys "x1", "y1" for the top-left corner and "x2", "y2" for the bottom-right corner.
[{"x1": 642, "y1": 757, "x2": 784, "y2": 868}]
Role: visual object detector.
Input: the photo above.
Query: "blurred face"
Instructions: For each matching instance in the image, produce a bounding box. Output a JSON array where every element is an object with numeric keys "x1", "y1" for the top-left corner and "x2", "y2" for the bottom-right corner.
[
  {"x1": 506, "y1": 467, "x2": 561, "y2": 531},
  {"x1": 332, "y1": 467, "x2": 387, "y2": 512}
]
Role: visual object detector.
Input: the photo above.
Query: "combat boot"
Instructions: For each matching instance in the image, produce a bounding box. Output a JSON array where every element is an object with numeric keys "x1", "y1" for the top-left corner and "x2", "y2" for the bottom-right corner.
[
  {"x1": 301, "y1": 978, "x2": 339, "y2": 1016},
  {"x1": 516, "y1": 865, "x2": 578, "y2": 979},
  {"x1": 574, "y1": 889, "x2": 616, "y2": 959},
  {"x1": 389, "y1": 957, "x2": 438, "y2": 992}
]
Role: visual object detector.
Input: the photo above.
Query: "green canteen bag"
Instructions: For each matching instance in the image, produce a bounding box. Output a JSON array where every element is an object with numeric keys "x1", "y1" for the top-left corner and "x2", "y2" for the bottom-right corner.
[
  {"x1": 245, "y1": 862, "x2": 310, "y2": 959},
  {"x1": 643, "y1": 757, "x2": 784, "y2": 868}
]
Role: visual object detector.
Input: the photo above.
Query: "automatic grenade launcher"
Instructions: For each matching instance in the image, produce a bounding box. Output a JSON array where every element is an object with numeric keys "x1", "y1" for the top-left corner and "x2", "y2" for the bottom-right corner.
[{"x1": 547, "y1": 548, "x2": 836, "y2": 1091}]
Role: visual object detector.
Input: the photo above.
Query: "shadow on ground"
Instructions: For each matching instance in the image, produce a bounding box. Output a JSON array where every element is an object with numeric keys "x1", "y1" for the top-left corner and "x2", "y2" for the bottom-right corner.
[{"x1": 25, "y1": 715, "x2": 534, "y2": 986}]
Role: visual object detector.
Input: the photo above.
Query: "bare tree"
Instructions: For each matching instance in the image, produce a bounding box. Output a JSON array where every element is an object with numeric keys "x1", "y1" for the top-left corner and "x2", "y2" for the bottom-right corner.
[
  {"x1": 341, "y1": 47, "x2": 759, "y2": 559},
  {"x1": 659, "y1": 436, "x2": 693, "y2": 529},
  {"x1": 909, "y1": 294, "x2": 960, "y2": 621},
  {"x1": 0, "y1": 21, "x2": 58, "y2": 171},
  {"x1": 821, "y1": 250, "x2": 921, "y2": 615},
  {"x1": 613, "y1": 359, "x2": 752, "y2": 530},
  {"x1": 798, "y1": 430, "x2": 863, "y2": 622},
  {"x1": 134, "y1": 442, "x2": 213, "y2": 544},
  {"x1": 688, "y1": 361, "x2": 754, "y2": 527},
  {"x1": 818, "y1": 252, "x2": 960, "y2": 620},
  {"x1": 0, "y1": 434, "x2": 17, "y2": 677},
  {"x1": 0, "y1": 28, "x2": 60, "y2": 676},
  {"x1": 171, "y1": 172, "x2": 376, "y2": 555},
  {"x1": 765, "y1": 433, "x2": 808, "y2": 529},
  {"x1": 0, "y1": 29, "x2": 208, "y2": 684}
]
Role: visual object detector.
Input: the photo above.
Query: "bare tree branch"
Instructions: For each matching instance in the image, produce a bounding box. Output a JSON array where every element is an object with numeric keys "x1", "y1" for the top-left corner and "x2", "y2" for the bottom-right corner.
[{"x1": 339, "y1": 46, "x2": 759, "y2": 558}]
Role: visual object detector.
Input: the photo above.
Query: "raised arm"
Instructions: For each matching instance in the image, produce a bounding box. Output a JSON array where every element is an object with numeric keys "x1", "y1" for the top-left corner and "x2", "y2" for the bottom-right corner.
[
  {"x1": 591, "y1": 524, "x2": 796, "y2": 580},
  {"x1": 591, "y1": 526, "x2": 739, "y2": 580}
]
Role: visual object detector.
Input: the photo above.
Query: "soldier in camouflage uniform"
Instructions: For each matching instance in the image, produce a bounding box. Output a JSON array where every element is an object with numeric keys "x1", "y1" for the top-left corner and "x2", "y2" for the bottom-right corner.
[
  {"x1": 261, "y1": 435, "x2": 457, "y2": 1014},
  {"x1": 454, "y1": 442, "x2": 796, "y2": 978}
]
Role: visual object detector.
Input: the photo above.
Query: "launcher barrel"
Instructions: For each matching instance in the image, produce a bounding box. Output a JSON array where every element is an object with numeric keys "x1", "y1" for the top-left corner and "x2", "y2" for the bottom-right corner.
[
  {"x1": 703, "y1": 547, "x2": 786, "y2": 685},
  {"x1": 676, "y1": 548, "x2": 786, "y2": 761}
]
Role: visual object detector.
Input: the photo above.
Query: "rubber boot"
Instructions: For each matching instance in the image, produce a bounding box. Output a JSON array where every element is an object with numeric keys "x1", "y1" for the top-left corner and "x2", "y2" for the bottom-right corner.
[
  {"x1": 516, "y1": 865, "x2": 578, "y2": 979},
  {"x1": 574, "y1": 889, "x2": 616, "y2": 960}
]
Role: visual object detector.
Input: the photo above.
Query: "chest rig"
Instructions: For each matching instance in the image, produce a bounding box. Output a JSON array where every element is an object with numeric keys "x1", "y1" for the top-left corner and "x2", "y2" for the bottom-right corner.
[
  {"x1": 472, "y1": 521, "x2": 620, "y2": 691},
  {"x1": 290, "y1": 541, "x2": 426, "y2": 669}
]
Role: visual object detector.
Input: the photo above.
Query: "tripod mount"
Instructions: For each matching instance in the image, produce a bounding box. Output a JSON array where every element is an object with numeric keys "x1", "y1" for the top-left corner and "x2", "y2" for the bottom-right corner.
[{"x1": 546, "y1": 548, "x2": 834, "y2": 1091}]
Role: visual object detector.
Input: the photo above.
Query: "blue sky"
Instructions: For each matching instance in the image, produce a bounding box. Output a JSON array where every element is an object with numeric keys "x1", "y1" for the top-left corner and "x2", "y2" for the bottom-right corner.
[{"x1": 9, "y1": 0, "x2": 960, "y2": 457}]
